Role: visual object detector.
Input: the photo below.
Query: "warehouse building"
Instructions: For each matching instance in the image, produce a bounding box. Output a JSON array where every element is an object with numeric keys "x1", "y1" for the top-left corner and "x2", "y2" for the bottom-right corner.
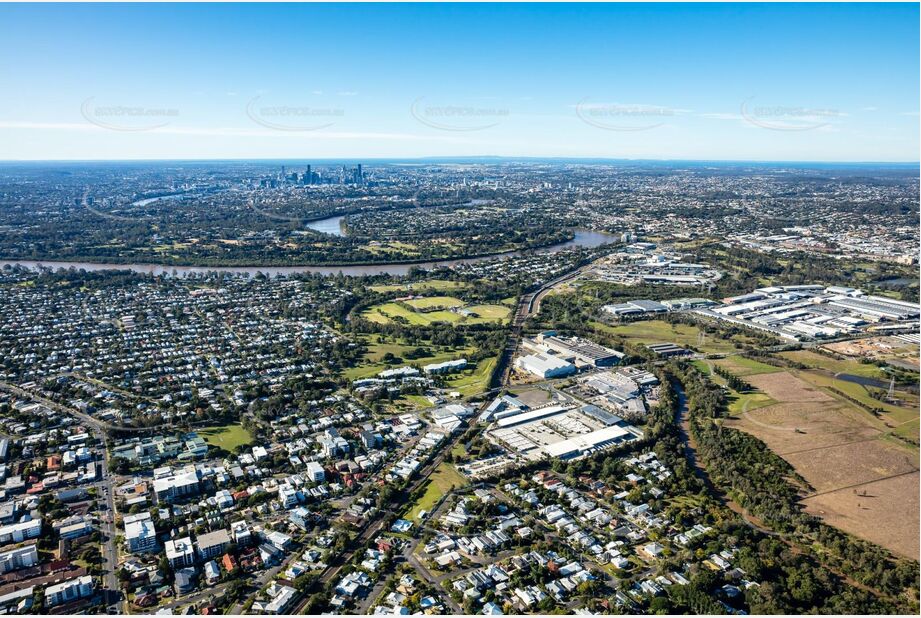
[
  {"x1": 542, "y1": 425, "x2": 638, "y2": 460},
  {"x1": 699, "y1": 285, "x2": 921, "y2": 341},
  {"x1": 495, "y1": 405, "x2": 574, "y2": 429},
  {"x1": 602, "y1": 300, "x2": 669, "y2": 317},
  {"x1": 534, "y1": 333, "x2": 625, "y2": 367},
  {"x1": 516, "y1": 353, "x2": 576, "y2": 379},
  {"x1": 646, "y1": 343, "x2": 692, "y2": 357}
]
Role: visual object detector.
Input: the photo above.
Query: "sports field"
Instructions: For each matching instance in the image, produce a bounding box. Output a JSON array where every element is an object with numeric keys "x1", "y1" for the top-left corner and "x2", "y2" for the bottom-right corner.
[
  {"x1": 362, "y1": 295, "x2": 510, "y2": 326},
  {"x1": 343, "y1": 339, "x2": 475, "y2": 380},
  {"x1": 199, "y1": 424, "x2": 255, "y2": 451}
]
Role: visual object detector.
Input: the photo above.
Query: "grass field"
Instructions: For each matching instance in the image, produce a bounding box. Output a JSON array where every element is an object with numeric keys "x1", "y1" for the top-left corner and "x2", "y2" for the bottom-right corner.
[
  {"x1": 198, "y1": 424, "x2": 255, "y2": 451},
  {"x1": 404, "y1": 295, "x2": 465, "y2": 310},
  {"x1": 695, "y1": 359, "x2": 777, "y2": 414},
  {"x1": 591, "y1": 319, "x2": 741, "y2": 355},
  {"x1": 342, "y1": 339, "x2": 475, "y2": 380},
  {"x1": 798, "y1": 370, "x2": 920, "y2": 427},
  {"x1": 369, "y1": 279, "x2": 470, "y2": 294},
  {"x1": 445, "y1": 356, "x2": 498, "y2": 397},
  {"x1": 362, "y1": 302, "x2": 463, "y2": 326},
  {"x1": 714, "y1": 355, "x2": 783, "y2": 377},
  {"x1": 779, "y1": 350, "x2": 887, "y2": 379},
  {"x1": 466, "y1": 304, "x2": 512, "y2": 320},
  {"x1": 404, "y1": 462, "x2": 469, "y2": 520},
  {"x1": 727, "y1": 391, "x2": 777, "y2": 415},
  {"x1": 362, "y1": 297, "x2": 510, "y2": 326}
]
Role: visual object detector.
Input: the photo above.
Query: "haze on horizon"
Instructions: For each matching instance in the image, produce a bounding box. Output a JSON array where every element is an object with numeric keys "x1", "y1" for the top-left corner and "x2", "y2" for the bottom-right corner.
[{"x1": 0, "y1": 2, "x2": 918, "y2": 162}]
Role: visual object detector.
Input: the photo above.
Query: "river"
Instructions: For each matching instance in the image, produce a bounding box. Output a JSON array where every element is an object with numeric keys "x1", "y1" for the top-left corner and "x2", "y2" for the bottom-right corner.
[
  {"x1": 0, "y1": 229, "x2": 617, "y2": 278},
  {"x1": 305, "y1": 215, "x2": 346, "y2": 237},
  {"x1": 130, "y1": 193, "x2": 196, "y2": 207}
]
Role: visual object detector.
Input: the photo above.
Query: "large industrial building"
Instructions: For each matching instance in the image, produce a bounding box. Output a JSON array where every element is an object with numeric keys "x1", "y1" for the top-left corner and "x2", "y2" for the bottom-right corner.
[
  {"x1": 603, "y1": 299, "x2": 669, "y2": 318},
  {"x1": 574, "y1": 369, "x2": 660, "y2": 419},
  {"x1": 697, "y1": 285, "x2": 920, "y2": 341},
  {"x1": 587, "y1": 248, "x2": 722, "y2": 287},
  {"x1": 486, "y1": 401, "x2": 642, "y2": 461},
  {"x1": 515, "y1": 353, "x2": 577, "y2": 379},
  {"x1": 515, "y1": 332, "x2": 625, "y2": 379},
  {"x1": 532, "y1": 333, "x2": 625, "y2": 367}
]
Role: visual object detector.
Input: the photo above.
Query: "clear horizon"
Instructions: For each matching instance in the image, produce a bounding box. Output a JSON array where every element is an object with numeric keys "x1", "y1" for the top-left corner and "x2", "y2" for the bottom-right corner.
[
  {"x1": 1, "y1": 156, "x2": 919, "y2": 165},
  {"x1": 1, "y1": 2, "x2": 919, "y2": 162}
]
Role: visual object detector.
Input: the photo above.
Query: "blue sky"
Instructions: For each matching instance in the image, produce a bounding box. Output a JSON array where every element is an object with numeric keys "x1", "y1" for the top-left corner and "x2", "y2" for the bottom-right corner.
[{"x1": 0, "y1": 2, "x2": 918, "y2": 161}]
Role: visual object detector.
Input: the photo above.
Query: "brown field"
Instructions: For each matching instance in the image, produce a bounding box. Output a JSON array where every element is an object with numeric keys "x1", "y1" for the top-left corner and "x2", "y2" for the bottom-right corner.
[
  {"x1": 802, "y1": 472, "x2": 920, "y2": 561},
  {"x1": 747, "y1": 371, "x2": 834, "y2": 403},
  {"x1": 783, "y1": 440, "x2": 918, "y2": 493},
  {"x1": 724, "y1": 369, "x2": 920, "y2": 560},
  {"x1": 727, "y1": 401, "x2": 881, "y2": 454}
]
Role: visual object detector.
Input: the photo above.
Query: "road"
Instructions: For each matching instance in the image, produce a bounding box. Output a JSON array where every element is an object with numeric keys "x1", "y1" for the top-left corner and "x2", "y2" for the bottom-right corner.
[
  {"x1": 0, "y1": 380, "x2": 153, "y2": 434},
  {"x1": 491, "y1": 261, "x2": 597, "y2": 390},
  {"x1": 0, "y1": 380, "x2": 124, "y2": 612},
  {"x1": 291, "y1": 418, "x2": 485, "y2": 613}
]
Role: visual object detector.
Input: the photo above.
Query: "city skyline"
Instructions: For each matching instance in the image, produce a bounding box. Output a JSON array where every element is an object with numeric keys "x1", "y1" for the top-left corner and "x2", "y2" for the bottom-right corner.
[{"x1": 0, "y1": 2, "x2": 919, "y2": 162}]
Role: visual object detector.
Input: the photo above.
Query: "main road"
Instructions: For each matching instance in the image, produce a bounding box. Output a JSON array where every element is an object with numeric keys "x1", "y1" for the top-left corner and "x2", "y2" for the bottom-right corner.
[{"x1": 0, "y1": 381, "x2": 124, "y2": 612}]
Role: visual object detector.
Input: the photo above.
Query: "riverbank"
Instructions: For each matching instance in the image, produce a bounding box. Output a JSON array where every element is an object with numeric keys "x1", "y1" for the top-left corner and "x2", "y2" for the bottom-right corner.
[{"x1": 0, "y1": 230, "x2": 617, "y2": 277}]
